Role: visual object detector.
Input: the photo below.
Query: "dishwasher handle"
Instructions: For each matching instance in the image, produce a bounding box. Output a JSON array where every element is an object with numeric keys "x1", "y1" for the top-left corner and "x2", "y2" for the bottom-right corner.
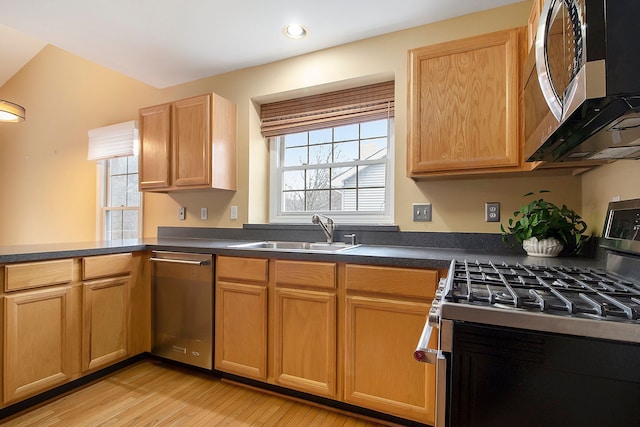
[{"x1": 149, "y1": 257, "x2": 210, "y2": 266}]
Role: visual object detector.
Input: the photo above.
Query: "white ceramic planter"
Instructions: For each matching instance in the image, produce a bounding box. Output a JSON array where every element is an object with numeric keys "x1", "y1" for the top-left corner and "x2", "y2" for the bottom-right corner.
[{"x1": 522, "y1": 237, "x2": 564, "y2": 257}]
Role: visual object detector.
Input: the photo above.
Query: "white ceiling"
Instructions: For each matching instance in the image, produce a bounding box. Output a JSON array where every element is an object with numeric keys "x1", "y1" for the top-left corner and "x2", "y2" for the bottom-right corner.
[{"x1": 0, "y1": 0, "x2": 522, "y2": 89}]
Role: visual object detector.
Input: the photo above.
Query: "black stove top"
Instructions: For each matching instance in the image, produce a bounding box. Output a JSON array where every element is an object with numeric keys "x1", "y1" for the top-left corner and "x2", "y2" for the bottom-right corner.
[{"x1": 446, "y1": 260, "x2": 640, "y2": 321}]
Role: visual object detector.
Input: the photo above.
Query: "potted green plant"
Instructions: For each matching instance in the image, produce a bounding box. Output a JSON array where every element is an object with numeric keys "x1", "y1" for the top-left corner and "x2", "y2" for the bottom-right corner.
[{"x1": 501, "y1": 190, "x2": 589, "y2": 257}]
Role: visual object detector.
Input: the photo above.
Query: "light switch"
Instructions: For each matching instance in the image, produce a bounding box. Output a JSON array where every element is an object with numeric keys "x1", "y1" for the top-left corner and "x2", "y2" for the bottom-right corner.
[{"x1": 413, "y1": 203, "x2": 432, "y2": 222}]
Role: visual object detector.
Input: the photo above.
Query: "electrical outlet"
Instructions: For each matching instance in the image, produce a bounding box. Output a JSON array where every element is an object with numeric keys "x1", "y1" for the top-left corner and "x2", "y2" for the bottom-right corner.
[
  {"x1": 413, "y1": 203, "x2": 432, "y2": 222},
  {"x1": 230, "y1": 205, "x2": 238, "y2": 220},
  {"x1": 178, "y1": 207, "x2": 186, "y2": 221},
  {"x1": 485, "y1": 202, "x2": 500, "y2": 222},
  {"x1": 200, "y1": 207, "x2": 208, "y2": 220}
]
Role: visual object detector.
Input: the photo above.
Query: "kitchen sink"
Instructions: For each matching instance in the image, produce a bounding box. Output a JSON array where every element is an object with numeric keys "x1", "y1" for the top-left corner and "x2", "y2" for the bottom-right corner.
[{"x1": 226, "y1": 241, "x2": 360, "y2": 253}]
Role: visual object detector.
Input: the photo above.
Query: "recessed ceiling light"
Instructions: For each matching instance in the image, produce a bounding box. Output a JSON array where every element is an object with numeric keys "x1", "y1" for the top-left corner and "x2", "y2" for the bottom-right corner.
[{"x1": 283, "y1": 24, "x2": 308, "y2": 39}]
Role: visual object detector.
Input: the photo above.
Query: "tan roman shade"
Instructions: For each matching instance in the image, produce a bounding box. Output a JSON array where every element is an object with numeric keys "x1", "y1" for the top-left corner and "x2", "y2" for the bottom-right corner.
[{"x1": 260, "y1": 81, "x2": 395, "y2": 137}]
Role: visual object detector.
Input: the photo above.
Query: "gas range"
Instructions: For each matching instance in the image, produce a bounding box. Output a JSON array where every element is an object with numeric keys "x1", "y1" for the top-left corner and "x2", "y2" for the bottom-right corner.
[
  {"x1": 419, "y1": 197, "x2": 640, "y2": 346},
  {"x1": 436, "y1": 259, "x2": 640, "y2": 343},
  {"x1": 414, "y1": 198, "x2": 640, "y2": 427}
]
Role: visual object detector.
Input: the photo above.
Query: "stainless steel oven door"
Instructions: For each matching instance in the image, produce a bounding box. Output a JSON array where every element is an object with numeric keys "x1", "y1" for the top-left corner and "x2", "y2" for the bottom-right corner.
[{"x1": 415, "y1": 319, "x2": 453, "y2": 427}]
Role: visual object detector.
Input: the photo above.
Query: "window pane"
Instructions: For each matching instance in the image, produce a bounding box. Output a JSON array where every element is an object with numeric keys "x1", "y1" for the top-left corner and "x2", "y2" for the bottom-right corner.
[
  {"x1": 357, "y1": 164, "x2": 386, "y2": 188},
  {"x1": 330, "y1": 190, "x2": 344, "y2": 211},
  {"x1": 110, "y1": 175, "x2": 127, "y2": 206},
  {"x1": 127, "y1": 155, "x2": 139, "y2": 174},
  {"x1": 334, "y1": 141, "x2": 359, "y2": 163},
  {"x1": 361, "y1": 119, "x2": 388, "y2": 138},
  {"x1": 284, "y1": 132, "x2": 307, "y2": 148},
  {"x1": 122, "y1": 210, "x2": 138, "y2": 239},
  {"x1": 331, "y1": 166, "x2": 353, "y2": 189},
  {"x1": 306, "y1": 190, "x2": 330, "y2": 211},
  {"x1": 106, "y1": 210, "x2": 123, "y2": 240},
  {"x1": 283, "y1": 191, "x2": 305, "y2": 212},
  {"x1": 127, "y1": 173, "x2": 140, "y2": 206},
  {"x1": 307, "y1": 168, "x2": 330, "y2": 190},
  {"x1": 110, "y1": 157, "x2": 128, "y2": 175},
  {"x1": 284, "y1": 146, "x2": 308, "y2": 166},
  {"x1": 308, "y1": 144, "x2": 332, "y2": 165},
  {"x1": 334, "y1": 124, "x2": 358, "y2": 142},
  {"x1": 340, "y1": 188, "x2": 357, "y2": 211},
  {"x1": 358, "y1": 188, "x2": 386, "y2": 211},
  {"x1": 361, "y1": 138, "x2": 387, "y2": 160},
  {"x1": 309, "y1": 128, "x2": 332, "y2": 145},
  {"x1": 283, "y1": 170, "x2": 305, "y2": 191}
]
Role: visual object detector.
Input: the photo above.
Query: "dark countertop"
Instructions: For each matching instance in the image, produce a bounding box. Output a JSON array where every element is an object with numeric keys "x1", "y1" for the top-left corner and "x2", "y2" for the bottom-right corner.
[{"x1": 0, "y1": 236, "x2": 606, "y2": 270}]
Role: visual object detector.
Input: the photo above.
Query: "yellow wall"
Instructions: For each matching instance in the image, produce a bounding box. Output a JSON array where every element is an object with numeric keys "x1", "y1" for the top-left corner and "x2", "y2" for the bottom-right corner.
[
  {"x1": 582, "y1": 160, "x2": 640, "y2": 235},
  {"x1": 1, "y1": 1, "x2": 637, "y2": 246}
]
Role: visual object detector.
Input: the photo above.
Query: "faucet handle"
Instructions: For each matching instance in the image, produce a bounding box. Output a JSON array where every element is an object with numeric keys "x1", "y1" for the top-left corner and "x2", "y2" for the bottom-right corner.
[{"x1": 344, "y1": 233, "x2": 356, "y2": 245}]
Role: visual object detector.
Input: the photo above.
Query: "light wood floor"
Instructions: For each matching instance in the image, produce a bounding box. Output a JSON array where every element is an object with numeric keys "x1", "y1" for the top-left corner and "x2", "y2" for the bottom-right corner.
[{"x1": 0, "y1": 361, "x2": 394, "y2": 426}]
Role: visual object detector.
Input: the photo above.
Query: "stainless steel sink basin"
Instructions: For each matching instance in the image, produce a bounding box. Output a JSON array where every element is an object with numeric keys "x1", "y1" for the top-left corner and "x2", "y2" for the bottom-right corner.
[{"x1": 227, "y1": 241, "x2": 360, "y2": 253}]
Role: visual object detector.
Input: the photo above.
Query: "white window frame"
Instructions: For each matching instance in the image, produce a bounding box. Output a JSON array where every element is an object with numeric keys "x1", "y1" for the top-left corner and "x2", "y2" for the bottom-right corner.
[
  {"x1": 95, "y1": 157, "x2": 143, "y2": 241},
  {"x1": 269, "y1": 118, "x2": 394, "y2": 224}
]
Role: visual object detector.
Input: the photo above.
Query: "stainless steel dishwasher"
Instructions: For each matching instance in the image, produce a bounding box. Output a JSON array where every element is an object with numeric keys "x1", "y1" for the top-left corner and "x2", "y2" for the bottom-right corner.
[{"x1": 150, "y1": 251, "x2": 213, "y2": 369}]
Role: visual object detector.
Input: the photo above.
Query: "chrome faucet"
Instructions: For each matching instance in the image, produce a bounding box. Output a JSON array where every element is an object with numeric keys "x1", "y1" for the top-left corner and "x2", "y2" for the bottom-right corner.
[{"x1": 311, "y1": 214, "x2": 334, "y2": 243}]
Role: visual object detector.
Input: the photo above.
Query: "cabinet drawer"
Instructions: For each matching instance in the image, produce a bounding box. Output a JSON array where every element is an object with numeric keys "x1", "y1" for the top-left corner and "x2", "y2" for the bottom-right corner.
[
  {"x1": 217, "y1": 256, "x2": 268, "y2": 283},
  {"x1": 275, "y1": 260, "x2": 336, "y2": 289},
  {"x1": 82, "y1": 253, "x2": 133, "y2": 280},
  {"x1": 345, "y1": 264, "x2": 437, "y2": 299},
  {"x1": 4, "y1": 259, "x2": 74, "y2": 291}
]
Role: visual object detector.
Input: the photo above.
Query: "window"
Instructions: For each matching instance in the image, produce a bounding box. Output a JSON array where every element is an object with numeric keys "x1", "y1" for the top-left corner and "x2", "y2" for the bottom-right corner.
[
  {"x1": 262, "y1": 81, "x2": 395, "y2": 224},
  {"x1": 97, "y1": 155, "x2": 142, "y2": 240},
  {"x1": 269, "y1": 118, "x2": 393, "y2": 223}
]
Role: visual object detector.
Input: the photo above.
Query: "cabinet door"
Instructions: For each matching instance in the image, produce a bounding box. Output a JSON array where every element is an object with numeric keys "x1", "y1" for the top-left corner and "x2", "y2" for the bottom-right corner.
[
  {"x1": 274, "y1": 287, "x2": 336, "y2": 398},
  {"x1": 139, "y1": 103, "x2": 171, "y2": 190},
  {"x1": 344, "y1": 295, "x2": 435, "y2": 425},
  {"x1": 215, "y1": 281, "x2": 267, "y2": 380},
  {"x1": 408, "y1": 28, "x2": 522, "y2": 176},
  {"x1": 4, "y1": 287, "x2": 73, "y2": 404},
  {"x1": 172, "y1": 94, "x2": 211, "y2": 188},
  {"x1": 82, "y1": 276, "x2": 129, "y2": 372}
]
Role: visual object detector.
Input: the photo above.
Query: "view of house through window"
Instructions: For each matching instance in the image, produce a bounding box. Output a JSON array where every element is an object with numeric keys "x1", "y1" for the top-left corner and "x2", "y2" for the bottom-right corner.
[
  {"x1": 102, "y1": 155, "x2": 141, "y2": 240},
  {"x1": 271, "y1": 118, "x2": 392, "y2": 222}
]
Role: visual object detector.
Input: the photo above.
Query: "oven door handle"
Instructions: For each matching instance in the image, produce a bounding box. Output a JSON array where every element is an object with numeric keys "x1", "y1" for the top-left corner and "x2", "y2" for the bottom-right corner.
[{"x1": 414, "y1": 321, "x2": 438, "y2": 364}]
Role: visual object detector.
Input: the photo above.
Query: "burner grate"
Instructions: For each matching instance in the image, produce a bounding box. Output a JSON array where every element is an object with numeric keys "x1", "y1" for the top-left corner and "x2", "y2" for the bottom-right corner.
[{"x1": 447, "y1": 260, "x2": 640, "y2": 320}]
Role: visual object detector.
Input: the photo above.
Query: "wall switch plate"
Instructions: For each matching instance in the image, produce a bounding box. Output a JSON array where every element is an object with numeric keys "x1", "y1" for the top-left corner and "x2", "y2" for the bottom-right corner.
[
  {"x1": 485, "y1": 202, "x2": 500, "y2": 222},
  {"x1": 413, "y1": 203, "x2": 432, "y2": 222},
  {"x1": 178, "y1": 207, "x2": 186, "y2": 221},
  {"x1": 200, "y1": 207, "x2": 208, "y2": 220},
  {"x1": 230, "y1": 205, "x2": 238, "y2": 220}
]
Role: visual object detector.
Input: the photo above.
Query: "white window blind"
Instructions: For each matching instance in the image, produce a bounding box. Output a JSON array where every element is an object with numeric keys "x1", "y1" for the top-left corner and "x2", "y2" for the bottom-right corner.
[{"x1": 88, "y1": 120, "x2": 138, "y2": 161}]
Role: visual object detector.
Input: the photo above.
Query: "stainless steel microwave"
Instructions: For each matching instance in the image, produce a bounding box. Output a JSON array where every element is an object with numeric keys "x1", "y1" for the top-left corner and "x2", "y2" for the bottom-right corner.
[{"x1": 524, "y1": 0, "x2": 640, "y2": 163}]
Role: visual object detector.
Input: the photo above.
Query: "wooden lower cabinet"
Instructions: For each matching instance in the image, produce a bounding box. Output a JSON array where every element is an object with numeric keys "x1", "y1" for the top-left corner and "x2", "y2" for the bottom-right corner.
[
  {"x1": 274, "y1": 287, "x2": 336, "y2": 398},
  {"x1": 215, "y1": 257, "x2": 437, "y2": 424},
  {"x1": 82, "y1": 276, "x2": 130, "y2": 372},
  {"x1": 0, "y1": 252, "x2": 147, "y2": 408},
  {"x1": 344, "y1": 295, "x2": 436, "y2": 424},
  {"x1": 3, "y1": 286, "x2": 77, "y2": 404},
  {"x1": 215, "y1": 281, "x2": 268, "y2": 380}
]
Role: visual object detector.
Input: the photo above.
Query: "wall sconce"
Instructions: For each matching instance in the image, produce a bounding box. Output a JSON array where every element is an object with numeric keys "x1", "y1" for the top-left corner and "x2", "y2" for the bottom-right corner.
[{"x1": 0, "y1": 99, "x2": 26, "y2": 122}]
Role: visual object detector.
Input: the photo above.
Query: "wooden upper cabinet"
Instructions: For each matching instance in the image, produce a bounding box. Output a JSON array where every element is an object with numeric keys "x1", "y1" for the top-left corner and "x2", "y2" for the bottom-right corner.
[
  {"x1": 527, "y1": 0, "x2": 545, "y2": 51},
  {"x1": 139, "y1": 93, "x2": 237, "y2": 192},
  {"x1": 408, "y1": 27, "x2": 527, "y2": 177},
  {"x1": 139, "y1": 103, "x2": 171, "y2": 190},
  {"x1": 172, "y1": 95, "x2": 211, "y2": 188}
]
